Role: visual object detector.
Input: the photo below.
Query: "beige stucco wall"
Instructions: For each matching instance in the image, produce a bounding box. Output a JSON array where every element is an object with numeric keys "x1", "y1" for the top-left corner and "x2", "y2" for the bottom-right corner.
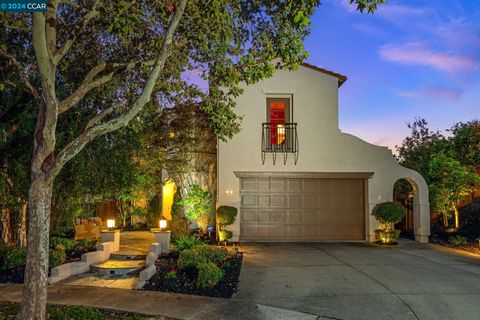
[{"x1": 218, "y1": 65, "x2": 430, "y2": 242}]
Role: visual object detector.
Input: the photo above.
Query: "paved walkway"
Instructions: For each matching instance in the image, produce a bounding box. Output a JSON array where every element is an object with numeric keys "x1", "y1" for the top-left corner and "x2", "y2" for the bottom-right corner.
[{"x1": 117, "y1": 231, "x2": 154, "y2": 255}]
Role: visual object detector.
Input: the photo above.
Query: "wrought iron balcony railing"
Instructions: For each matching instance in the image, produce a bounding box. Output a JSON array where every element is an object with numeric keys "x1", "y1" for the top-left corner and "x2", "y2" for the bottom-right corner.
[{"x1": 261, "y1": 122, "x2": 298, "y2": 165}]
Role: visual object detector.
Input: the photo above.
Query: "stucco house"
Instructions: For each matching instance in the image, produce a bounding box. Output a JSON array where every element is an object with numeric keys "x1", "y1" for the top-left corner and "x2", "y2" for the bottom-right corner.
[{"x1": 217, "y1": 62, "x2": 430, "y2": 243}]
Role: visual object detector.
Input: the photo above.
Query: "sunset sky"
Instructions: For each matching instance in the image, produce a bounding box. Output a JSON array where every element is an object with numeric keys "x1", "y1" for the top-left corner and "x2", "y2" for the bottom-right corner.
[{"x1": 305, "y1": 0, "x2": 480, "y2": 151}]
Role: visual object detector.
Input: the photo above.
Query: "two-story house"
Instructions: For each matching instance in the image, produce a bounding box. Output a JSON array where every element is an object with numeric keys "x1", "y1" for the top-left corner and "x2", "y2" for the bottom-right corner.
[{"x1": 217, "y1": 62, "x2": 430, "y2": 243}]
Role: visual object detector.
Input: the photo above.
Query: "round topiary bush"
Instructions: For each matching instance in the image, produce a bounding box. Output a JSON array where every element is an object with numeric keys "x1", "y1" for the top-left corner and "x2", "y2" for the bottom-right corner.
[
  {"x1": 216, "y1": 206, "x2": 237, "y2": 243},
  {"x1": 216, "y1": 206, "x2": 237, "y2": 226},
  {"x1": 372, "y1": 201, "x2": 406, "y2": 225}
]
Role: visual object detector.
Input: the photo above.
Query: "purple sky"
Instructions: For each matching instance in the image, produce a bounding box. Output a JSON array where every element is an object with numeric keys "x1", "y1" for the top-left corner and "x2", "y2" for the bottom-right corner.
[{"x1": 305, "y1": 0, "x2": 480, "y2": 151}]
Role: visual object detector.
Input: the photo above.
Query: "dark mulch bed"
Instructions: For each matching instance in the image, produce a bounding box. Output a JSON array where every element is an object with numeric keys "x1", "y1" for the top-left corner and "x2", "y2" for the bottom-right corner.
[
  {"x1": 0, "y1": 266, "x2": 24, "y2": 284},
  {"x1": 143, "y1": 250, "x2": 243, "y2": 298}
]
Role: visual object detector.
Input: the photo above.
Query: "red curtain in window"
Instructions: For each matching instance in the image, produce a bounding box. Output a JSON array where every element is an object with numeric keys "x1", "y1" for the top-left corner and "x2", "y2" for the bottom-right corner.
[{"x1": 270, "y1": 102, "x2": 285, "y2": 145}]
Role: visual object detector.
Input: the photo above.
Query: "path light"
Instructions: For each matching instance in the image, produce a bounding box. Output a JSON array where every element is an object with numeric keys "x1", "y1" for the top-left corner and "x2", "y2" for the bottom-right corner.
[
  {"x1": 159, "y1": 219, "x2": 167, "y2": 230},
  {"x1": 107, "y1": 219, "x2": 115, "y2": 229}
]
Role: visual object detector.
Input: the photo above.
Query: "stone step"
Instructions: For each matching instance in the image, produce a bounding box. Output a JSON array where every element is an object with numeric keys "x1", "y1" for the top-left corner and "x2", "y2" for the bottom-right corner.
[
  {"x1": 109, "y1": 251, "x2": 147, "y2": 261},
  {"x1": 91, "y1": 259, "x2": 145, "y2": 276}
]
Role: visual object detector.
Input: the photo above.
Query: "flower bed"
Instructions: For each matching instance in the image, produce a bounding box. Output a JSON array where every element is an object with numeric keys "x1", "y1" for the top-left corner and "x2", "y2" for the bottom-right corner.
[{"x1": 143, "y1": 247, "x2": 243, "y2": 298}]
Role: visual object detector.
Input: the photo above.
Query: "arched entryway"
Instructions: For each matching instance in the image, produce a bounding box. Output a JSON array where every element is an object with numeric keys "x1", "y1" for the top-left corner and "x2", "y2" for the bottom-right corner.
[
  {"x1": 393, "y1": 179, "x2": 415, "y2": 239},
  {"x1": 390, "y1": 175, "x2": 430, "y2": 243}
]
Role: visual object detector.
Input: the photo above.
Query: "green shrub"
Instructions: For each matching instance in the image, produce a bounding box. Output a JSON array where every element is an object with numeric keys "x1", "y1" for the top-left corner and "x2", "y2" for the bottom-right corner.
[
  {"x1": 449, "y1": 235, "x2": 468, "y2": 246},
  {"x1": 165, "y1": 270, "x2": 177, "y2": 280},
  {"x1": 49, "y1": 237, "x2": 75, "y2": 253},
  {"x1": 2, "y1": 246, "x2": 27, "y2": 270},
  {"x1": 373, "y1": 202, "x2": 406, "y2": 225},
  {"x1": 216, "y1": 206, "x2": 237, "y2": 226},
  {"x1": 374, "y1": 229, "x2": 401, "y2": 245},
  {"x1": 178, "y1": 245, "x2": 228, "y2": 269},
  {"x1": 74, "y1": 238, "x2": 97, "y2": 255},
  {"x1": 174, "y1": 235, "x2": 204, "y2": 252},
  {"x1": 49, "y1": 248, "x2": 66, "y2": 268},
  {"x1": 48, "y1": 305, "x2": 103, "y2": 320},
  {"x1": 218, "y1": 230, "x2": 233, "y2": 242},
  {"x1": 176, "y1": 184, "x2": 214, "y2": 233},
  {"x1": 197, "y1": 262, "x2": 223, "y2": 288}
]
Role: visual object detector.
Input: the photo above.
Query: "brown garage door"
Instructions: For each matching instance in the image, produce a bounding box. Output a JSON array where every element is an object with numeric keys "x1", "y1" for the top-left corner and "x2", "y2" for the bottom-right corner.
[{"x1": 239, "y1": 177, "x2": 365, "y2": 241}]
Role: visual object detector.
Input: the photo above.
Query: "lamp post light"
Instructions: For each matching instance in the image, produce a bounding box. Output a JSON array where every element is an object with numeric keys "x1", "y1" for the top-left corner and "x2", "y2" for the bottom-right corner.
[
  {"x1": 159, "y1": 219, "x2": 167, "y2": 231},
  {"x1": 151, "y1": 218, "x2": 171, "y2": 252},
  {"x1": 106, "y1": 219, "x2": 115, "y2": 230}
]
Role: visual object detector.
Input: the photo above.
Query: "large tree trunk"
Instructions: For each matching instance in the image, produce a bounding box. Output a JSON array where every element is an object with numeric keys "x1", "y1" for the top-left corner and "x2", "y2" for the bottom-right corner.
[
  {"x1": 17, "y1": 202, "x2": 28, "y2": 247},
  {"x1": 18, "y1": 177, "x2": 52, "y2": 319},
  {"x1": 1, "y1": 207, "x2": 13, "y2": 245}
]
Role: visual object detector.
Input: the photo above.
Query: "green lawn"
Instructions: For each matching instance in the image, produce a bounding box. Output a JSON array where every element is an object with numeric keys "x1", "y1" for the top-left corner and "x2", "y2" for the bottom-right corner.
[{"x1": 0, "y1": 302, "x2": 168, "y2": 320}]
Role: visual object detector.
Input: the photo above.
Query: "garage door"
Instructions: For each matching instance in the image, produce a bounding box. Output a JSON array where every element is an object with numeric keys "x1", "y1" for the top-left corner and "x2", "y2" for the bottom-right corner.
[{"x1": 239, "y1": 177, "x2": 366, "y2": 241}]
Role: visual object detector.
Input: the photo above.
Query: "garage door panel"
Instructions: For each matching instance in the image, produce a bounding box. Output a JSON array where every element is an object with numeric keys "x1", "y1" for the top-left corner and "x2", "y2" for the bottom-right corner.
[
  {"x1": 303, "y1": 195, "x2": 316, "y2": 208},
  {"x1": 271, "y1": 211, "x2": 286, "y2": 223},
  {"x1": 286, "y1": 211, "x2": 302, "y2": 223},
  {"x1": 288, "y1": 195, "x2": 302, "y2": 207},
  {"x1": 303, "y1": 210, "x2": 316, "y2": 223},
  {"x1": 317, "y1": 194, "x2": 332, "y2": 208},
  {"x1": 242, "y1": 195, "x2": 257, "y2": 206},
  {"x1": 303, "y1": 180, "x2": 316, "y2": 192},
  {"x1": 272, "y1": 195, "x2": 286, "y2": 206},
  {"x1": 272, "y1": 179, "x2": 286, "y2": 191},
  {"x1": 288, "y1": 179, "x2": 301, "y2": 192},
  {"x1": 240, "y1": 177, "x2": 365, "y2": 241},
  {"x1": 241, "y1": 209, "x2": 257, "y2": 223},
  {"x1": 258, "y1": 195, "x2": 271, "y2": 207},
  {"x1": 257, "y1": 211, "x2": 271, "y2": 222},
  {"x1": 258, "y1": 179, "x2": 271, "y2": 191},
  {"x1": 270, "y1": 225, "x2": 286, "y2": 237},
  {"x1": 241, "y1": 179, "x2": 257, "y2": 191},
  {"x1": 285, "y1": 225, "x2": 302, "y2": 238}
]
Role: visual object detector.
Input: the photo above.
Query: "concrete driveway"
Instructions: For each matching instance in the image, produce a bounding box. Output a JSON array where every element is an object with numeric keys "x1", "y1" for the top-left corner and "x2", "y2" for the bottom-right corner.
[{"x1": 198, "y1": 242, "x2": 480, "y2": 320}]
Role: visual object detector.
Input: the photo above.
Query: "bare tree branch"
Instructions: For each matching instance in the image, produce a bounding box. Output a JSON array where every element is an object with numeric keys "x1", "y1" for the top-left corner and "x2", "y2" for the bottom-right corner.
[
  {"x1": 54, "y1": 0, "x2": 100, "y2": 65},
  {"x1": 57, "y1": 60, "x2": 154, "y2": 114},
  {"x1": 49, "y1": 0, "x2": 189, "y2": 179},
  {"x1": 85, "y1": 101, "x2": 126, "y2": 129},
  {"x1": 0, "y1": 48, "x2": 41, "y2": 102}
]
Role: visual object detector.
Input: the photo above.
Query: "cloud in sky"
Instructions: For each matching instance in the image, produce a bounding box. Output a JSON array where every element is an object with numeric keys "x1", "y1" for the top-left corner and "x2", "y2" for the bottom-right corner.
[
  {"x1": 395, "y1": 86, "x2": 463, "y2": 102},
  {"x1": 379, "y1": 42, "x2": 477, "y2": 73},
  {"x1": 376, "y1": 4, "x2": 429, "y2": 23}
]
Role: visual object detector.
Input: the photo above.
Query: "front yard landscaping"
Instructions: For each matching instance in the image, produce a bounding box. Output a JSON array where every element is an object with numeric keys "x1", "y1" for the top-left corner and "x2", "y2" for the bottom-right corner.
[
  {"x1": 0, "y1": 237, "x2": 97, "y2": 284},
  {"x1": 143, "y1": 236, "x2": 243, "y2": 298}
]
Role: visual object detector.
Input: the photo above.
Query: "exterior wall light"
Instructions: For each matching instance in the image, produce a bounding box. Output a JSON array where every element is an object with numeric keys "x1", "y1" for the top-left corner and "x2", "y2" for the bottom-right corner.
[
  {"x1": 225, "y1": 189, "x2": 233, "y2": 195},
  {"x1": 107, "y1": 219, "x2": 115, "y2": 229}
]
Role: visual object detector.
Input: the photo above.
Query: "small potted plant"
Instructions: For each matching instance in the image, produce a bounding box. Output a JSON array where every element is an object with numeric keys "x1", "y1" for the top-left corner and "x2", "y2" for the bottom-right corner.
[{"x1": 372, "y1": 201, "x2": 406, "y2": 244}]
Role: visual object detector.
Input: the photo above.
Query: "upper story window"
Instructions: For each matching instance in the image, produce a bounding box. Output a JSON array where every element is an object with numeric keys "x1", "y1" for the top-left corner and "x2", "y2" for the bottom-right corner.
[
  {"x1": 267, "y1": 98, "x2": 291, "y2": 145},
  {"x1": 262, "y1": 96, "x2": 298, "y2": 165}
]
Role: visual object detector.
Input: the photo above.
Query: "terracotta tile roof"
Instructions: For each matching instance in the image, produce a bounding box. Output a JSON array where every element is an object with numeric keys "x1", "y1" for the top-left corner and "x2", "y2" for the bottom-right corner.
[{"x1": 300, "y1": 62, "x2": 347, "y2": 87}]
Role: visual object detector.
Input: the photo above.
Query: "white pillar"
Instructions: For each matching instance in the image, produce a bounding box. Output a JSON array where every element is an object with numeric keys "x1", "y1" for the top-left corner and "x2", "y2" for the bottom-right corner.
[
  {"x1": 151, "y1": 229, "x2": 171, "y2": 252},
  {"x1": 101, "y1": 230, "x2": 120, "y2": 252}
]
